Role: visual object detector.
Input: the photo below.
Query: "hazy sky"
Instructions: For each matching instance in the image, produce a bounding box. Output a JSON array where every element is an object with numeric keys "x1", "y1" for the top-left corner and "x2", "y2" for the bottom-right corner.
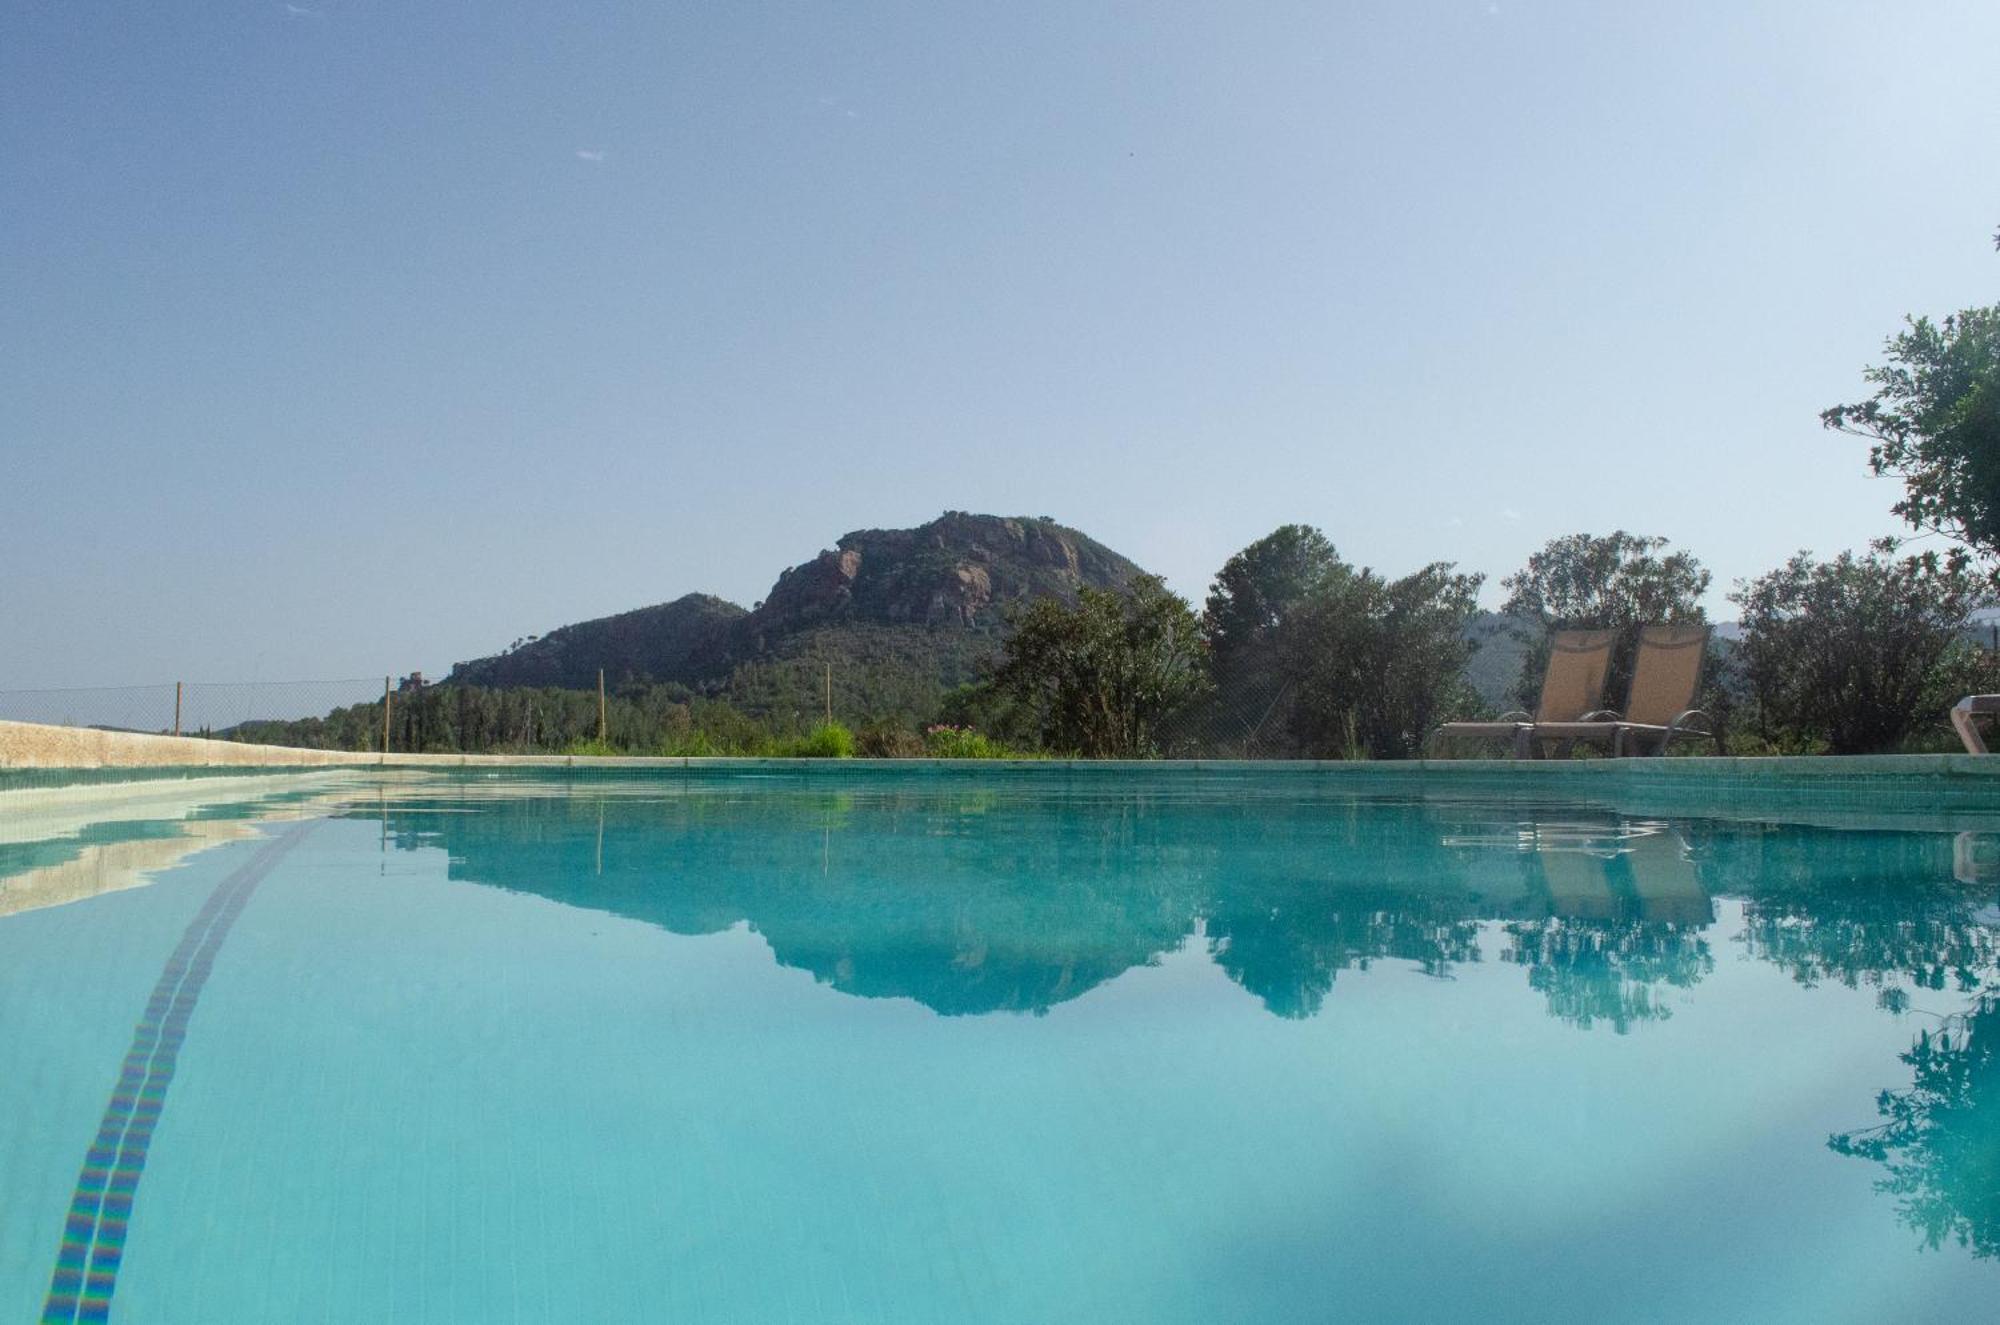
[{"x1": 4, "y1": 1, "x2": 1996, "y2": 688}]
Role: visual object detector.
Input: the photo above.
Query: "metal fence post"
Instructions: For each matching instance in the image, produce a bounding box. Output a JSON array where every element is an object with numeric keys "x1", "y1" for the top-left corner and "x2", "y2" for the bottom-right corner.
[
  {"x1": 383, "y1": 676, "x2": 392, "y2": 755},
  {"x1": 598, "y1": 668, "x2": 607, "y2": 746},
  {"x1": 173, "y1": 681, "x2": 182, "y2": 737}
]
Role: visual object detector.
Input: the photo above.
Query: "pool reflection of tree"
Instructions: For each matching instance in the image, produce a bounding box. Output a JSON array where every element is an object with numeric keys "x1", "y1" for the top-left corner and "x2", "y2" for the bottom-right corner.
[
  {"x1": 1728, "y1": 826, "x2": 2000, "y2": 995},
  {"x1": 1729, "y1": 827, "x2": 2000, "y2": 1260},
  {"x1": 1203, "y1": 883, "x2": 1482, "y2": 1019},
  {"x1": 358, "y1": 791, "x2": 1996, "y2": 1033},
  {"x1": 1831, "y1": 996, "x2": 2000, "y2": 1258}
]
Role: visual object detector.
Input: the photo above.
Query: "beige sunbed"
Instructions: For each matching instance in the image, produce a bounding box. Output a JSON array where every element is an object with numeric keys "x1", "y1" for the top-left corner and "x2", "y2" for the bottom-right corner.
[
  {"x1": 1428, "y1": 629, "x2": 1617, "y2": 758},
  {"x1": 1526, "y1": 624, "x2": 1717, "y2": 757}
]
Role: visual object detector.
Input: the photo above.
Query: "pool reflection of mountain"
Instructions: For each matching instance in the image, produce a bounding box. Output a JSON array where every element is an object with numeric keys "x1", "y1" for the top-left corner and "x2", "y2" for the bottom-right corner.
[{"x1": 358, "y1": 787, "x2": 2000, "y2": 1027}]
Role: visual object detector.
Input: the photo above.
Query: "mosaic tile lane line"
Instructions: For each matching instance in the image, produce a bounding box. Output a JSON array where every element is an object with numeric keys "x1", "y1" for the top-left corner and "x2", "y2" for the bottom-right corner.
[{"x1": 41, "y1": 819, "x2": 319, "y2": 1325}]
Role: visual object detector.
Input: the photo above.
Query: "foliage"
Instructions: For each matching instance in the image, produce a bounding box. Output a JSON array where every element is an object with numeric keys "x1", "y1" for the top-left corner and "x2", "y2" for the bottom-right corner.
[
  {"x1": 922, "y1": 725, "x2": 1022, "y2": 759},
  {"x1": 1824, "y1": 299, "x2": 2000, "y2": 574},
  {"x1": 1202, "y1": 525, "x2": 1343, "y2": 682},
  {"x1": 990, "y1": 575, "x2": 1210, "y2": 758},
  {"x1": 855, "y1": 720, "x2": 926, "y2": 758},
  {"x1": 785, "y1": 722, "x2": 856, "y2": 758},
  {"x1": 848, "y1": 719, "x2": 1040, "y2": 758},
  {"x1": 230, "y1": 681, "x2": 854, "y2": 757},
  {"x1": 1198, "y1": 525, "x2": 1344, "y2": 753},
  {"x1": 720, "y1": 623, "x2": 1001, "y2": 728},
  {"x1": 933, "y1": 681, "x2": 1042, "y2": 749},
  {"x1": 1279, "y1": 560, "x2": 1485, "y2": 758},
  {"x1": 1199, "y1": 527, "x2": 1483, "y2": 758},
  {"x1": 1730, "y1": 546, "x2": 1989, "y2": 754},
  {"x1": 1500, "y1": 531, "x2": 1710, "y2": 708}
]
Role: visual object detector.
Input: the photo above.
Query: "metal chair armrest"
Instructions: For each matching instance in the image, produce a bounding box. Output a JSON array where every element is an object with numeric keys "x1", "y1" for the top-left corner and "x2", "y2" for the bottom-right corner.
[
  {"x1": 1658, "y1": 709, "x2": 1719, "y2": 756},
  {"x1": 1667, "y1": 708, "x2": 1713, "y2": 733}
]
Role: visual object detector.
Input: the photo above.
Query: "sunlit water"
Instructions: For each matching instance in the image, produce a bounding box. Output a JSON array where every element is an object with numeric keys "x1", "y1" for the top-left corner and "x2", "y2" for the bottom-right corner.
[{"x1": 6, "y1": 769, "x2": 2000, "y2": 1323}]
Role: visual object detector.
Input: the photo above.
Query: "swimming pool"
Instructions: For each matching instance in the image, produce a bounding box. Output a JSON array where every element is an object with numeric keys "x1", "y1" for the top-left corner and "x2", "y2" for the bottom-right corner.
[{"x1": 6, "y1": 766, "x2": 2000, "y2": 1322}]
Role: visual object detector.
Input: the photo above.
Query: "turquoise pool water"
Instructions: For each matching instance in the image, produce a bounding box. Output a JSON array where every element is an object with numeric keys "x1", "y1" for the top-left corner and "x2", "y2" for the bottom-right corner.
[{"x1": 6, "y1": 768, "x2": 2000, "y2": 1322}]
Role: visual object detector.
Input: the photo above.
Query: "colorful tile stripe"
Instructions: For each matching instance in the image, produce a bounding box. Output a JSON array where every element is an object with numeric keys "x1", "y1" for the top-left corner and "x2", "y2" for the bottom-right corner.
[{"x1": 41, "y1": 819, "x2": 317, "y2": 1325}]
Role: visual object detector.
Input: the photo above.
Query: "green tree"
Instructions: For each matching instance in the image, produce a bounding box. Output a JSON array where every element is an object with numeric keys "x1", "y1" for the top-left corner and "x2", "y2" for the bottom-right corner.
[
  {"x1": 1199, "y1": 527, "x2": 1482, "y2": 758},
  {"x1": 1500, "y1": 531, "x2": 1710, "y2": 709},
  {"x1": 991, "y1": 575, "x2": 1210, "y2": 758},
  {"x1": 1200, "y1": 525, "x2": 1347, "y2": 752},
  {"x1": 1823, "y1": 248, "x2": 2000, "y2": 573},
  {"x1": 1730, "y1": 547, "x2": 1988, "y2": 754},
  {"x1": 1280, "y1": 559, "x2": 1484, "y2": 758},
  {"x1": 1203, "y1": 525, "x2": 1343, "y2": 675}
]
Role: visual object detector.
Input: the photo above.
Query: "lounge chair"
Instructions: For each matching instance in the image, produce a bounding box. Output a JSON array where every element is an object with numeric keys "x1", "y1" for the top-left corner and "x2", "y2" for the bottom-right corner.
[
  {"x1": 1428, "y1": 629, "x2": 1617, "y2": 758},
  {"x1": 1524, "y1": 624, "x2": 1717, "y2": 757},
  {"x1": 1950, "y1": 695, "x2": 2000, "y2": 753}
]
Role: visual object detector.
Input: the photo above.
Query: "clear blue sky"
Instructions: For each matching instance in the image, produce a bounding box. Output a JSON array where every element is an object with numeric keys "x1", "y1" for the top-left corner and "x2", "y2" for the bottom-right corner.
[{"x1": 4, "y1": 1, "x2": 1996, "y2": 688}]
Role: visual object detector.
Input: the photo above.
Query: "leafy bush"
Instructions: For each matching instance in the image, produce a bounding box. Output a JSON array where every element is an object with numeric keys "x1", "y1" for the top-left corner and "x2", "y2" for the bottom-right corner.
[
  {"x1": 1731, "y1": 546, "x2": 1989, "y2": 753},
  {"x1": 781, "y1": 721, "x2": 856, "y2": 758},
  {"x1": 856, "y1": 721, "x2": 926, "y2": 758},
  {"x1": 923, "y1": 725, "x2": 1016, "y2": 759}
]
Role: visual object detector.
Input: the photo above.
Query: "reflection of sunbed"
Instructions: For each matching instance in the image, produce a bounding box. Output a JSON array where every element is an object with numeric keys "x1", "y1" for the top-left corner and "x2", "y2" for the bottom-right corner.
[
  {"x1": 1955, "y1": 832, "x2": 2000, "y2": 884},
  {"x1": 1625, "y1": 829, "x2": 1711, "y2": 925},
  {"x1": 1429, "y1": 629, "x2": 1616, "y2": 758},
  {"x1": 1538, "y1": 843, "x2": 1616, "y2": 920}
]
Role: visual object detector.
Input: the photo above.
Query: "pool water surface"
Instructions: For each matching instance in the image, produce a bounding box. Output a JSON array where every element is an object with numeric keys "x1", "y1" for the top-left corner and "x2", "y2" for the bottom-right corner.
[{"x1": 4, "y1": 769, "x2": 2000, "y2": 1323}]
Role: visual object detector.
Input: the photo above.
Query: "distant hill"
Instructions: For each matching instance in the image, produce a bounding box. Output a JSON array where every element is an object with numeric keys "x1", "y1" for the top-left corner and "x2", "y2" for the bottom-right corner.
[
  {"x1": 1461, "y1": 611, "x2": 1532, "y2": 710},
  {"x1": 449, "y1": 594, "x2": 747, "y2": 690},
  {"x1": 445, "y1": 512, "x2": 1145, "y2": 716}
]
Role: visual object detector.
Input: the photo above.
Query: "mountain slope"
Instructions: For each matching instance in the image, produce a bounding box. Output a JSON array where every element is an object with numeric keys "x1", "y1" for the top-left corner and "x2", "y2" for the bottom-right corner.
[
  {"x1": 447, "y1": 594, "x2": 747, "y2": 690},
  {"x1": 444, "y1": 513, "x2": 1146, "y2": 707}
]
